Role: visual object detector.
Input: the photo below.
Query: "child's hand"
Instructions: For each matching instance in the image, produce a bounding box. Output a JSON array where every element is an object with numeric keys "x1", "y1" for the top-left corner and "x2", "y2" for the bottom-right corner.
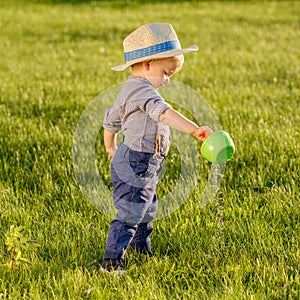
[
  {"x1": 193, "y1": 126, "x2": 213, "y2": 142},
  {"x1": 106, "y1": 146, "x2": 117, "y2": 160}
]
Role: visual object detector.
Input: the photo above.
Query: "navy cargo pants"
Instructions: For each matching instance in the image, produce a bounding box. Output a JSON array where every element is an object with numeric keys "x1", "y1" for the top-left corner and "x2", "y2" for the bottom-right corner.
[{"x1": 103, "y1": 142, "x2": 164, "y2": 261}]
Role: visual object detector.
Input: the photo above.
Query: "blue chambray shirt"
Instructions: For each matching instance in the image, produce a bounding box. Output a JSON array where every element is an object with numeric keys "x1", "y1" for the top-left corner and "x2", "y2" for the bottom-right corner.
[{"x1": 103, "y1": 76, "x2": 171, "y2": 154}]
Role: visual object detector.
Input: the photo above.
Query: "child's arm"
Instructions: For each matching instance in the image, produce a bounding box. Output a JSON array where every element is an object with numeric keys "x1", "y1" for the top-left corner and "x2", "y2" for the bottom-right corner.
[
  {"x1": 159, "y1": 108, "x2": 212, "y2": 141},
  {"x1": 104, "y1": 129, "x2": 117, "y2": 160}
]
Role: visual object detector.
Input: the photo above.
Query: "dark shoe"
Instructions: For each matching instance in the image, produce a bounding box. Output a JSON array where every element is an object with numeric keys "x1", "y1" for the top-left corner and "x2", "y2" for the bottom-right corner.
[{"x1": 101, "y1": 259, "x2": 126, "y2": 275}]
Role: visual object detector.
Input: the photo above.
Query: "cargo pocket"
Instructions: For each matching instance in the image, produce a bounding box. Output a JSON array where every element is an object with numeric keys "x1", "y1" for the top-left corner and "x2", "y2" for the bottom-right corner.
[{"x1": 129, "y1": 150, "x2": 163, "y2": 178}]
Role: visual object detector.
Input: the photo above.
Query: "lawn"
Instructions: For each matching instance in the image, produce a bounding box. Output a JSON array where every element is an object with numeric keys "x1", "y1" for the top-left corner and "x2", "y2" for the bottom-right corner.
[{"x1": 0, "y1": 0, "x2": 299, "y2": 299}]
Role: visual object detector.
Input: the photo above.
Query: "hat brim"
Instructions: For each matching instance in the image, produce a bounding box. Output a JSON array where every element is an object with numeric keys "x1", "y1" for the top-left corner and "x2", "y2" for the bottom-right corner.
[{"x1": 111, "y1": 45, "x2": 198, "y2": 71}]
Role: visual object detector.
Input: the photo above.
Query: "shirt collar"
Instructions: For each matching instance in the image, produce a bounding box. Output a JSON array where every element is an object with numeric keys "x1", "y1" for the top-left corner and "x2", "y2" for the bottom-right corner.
[{"x1": 128, "y1": 75, "x2": 152, "y2": 86}]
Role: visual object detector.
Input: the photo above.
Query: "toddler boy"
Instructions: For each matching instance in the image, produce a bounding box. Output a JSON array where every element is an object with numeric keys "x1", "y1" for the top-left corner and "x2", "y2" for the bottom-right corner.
[{"x1": 102, "y1": 23, "x2": 212, "y2": 273}]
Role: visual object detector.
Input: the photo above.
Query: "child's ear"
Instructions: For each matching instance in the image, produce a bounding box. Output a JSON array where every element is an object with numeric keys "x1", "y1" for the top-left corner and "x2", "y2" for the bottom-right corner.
[{"x1": 143, "y1": 60, "x2": 153, "y2": 71}]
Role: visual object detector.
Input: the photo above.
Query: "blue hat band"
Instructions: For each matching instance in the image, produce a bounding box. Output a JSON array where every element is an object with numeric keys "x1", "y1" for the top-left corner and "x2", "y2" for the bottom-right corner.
[{"x1": 124, "y1": 40, "x2": 180, "y2": 62}]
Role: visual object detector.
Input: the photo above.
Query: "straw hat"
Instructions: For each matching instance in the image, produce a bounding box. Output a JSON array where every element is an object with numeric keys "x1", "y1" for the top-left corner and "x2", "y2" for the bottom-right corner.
[{"x1": 111, "y1": 23, "x2": 198, "y2": 71}]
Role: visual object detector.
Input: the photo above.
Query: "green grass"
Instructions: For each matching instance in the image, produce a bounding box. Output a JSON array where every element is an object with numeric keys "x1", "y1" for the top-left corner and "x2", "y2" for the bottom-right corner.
[{"x1": 1, "y1": 0, "x2": 299, "y2": 299}]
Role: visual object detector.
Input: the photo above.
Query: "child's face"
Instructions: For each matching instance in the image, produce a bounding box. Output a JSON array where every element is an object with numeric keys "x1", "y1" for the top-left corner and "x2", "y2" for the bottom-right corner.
[{"x1": 145, "y1": 56, "x2": 184, "y2": 89}]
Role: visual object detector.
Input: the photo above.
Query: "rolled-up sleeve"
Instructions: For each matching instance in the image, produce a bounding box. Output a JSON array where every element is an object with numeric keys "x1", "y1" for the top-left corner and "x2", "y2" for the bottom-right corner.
[
  {"x1": 137, "y1": 86, "x2": 172, "y2": 121},
  {"x1": 103, "y1": 107, "x2": 122, "y2": 133},
  {"x1": 144, "y1": 98, "x2": 171, "y2": 121}
]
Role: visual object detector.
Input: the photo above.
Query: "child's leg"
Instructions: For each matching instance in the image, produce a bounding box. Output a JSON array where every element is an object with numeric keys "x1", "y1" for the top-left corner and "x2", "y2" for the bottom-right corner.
[
  {"x1": 130, "y1": 194, "x2": 157, "y2": 255},
  {"x1": 103, "y1": 184, "x2": 156, "y2": 261},
  {"x1": 103, "y1": 219, "x2": 137, "y2": 260},
  {"x1": 102, "y1": 144, "x2": 163, "y2": 269},
  {"x1": 129, "y1": 222, "x2": 154, "y2": 255}
]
